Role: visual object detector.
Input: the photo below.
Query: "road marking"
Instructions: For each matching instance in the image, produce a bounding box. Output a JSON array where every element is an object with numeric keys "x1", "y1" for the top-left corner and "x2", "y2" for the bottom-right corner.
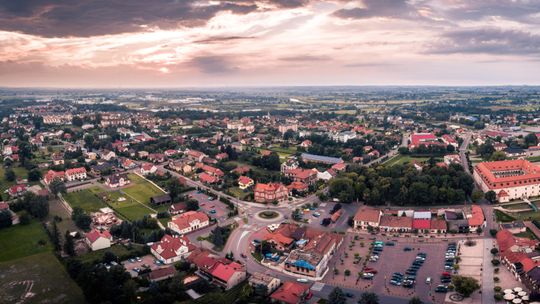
[
  {"x1": 311, "y1": 282, "x2": 325, "y2": 291},
  {"x1": 236, "y1": 230, "x2": 251, "y2": 252}
]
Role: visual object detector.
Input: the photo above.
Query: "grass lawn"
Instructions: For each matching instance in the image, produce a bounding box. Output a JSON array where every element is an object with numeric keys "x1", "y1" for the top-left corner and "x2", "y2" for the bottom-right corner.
[
  {"x1": 384, "y1": 155, "x2": 437, "y2": 166},
  {"x1": 0, "y1": 165, "x2": 29, "y2": 193},
  {"x1": 227, "y1": 187, "x2": 250, "y2": 200},
  {"x1": 100, "y1": 190, "x2": 156, "y2": 221},
  {"x1": 527, "y1": 156, "x2": 540, "y2": 163},
  {"x1": 515, "y1": 228, "x2": 538, "y2": 240},
  {"x1": 63, "y1": 189, "x2": 108, "y2": 212},
  {"x1": 502, "y1": 203, "x2": 532, "y2": 210},
  {"x1": 122, "y1": 174, "x2": 165, "y2": 205},
  {"x1": 0, "y1": 221, "x2": 52, "y2": 262},
  {"x1": 494, "y1": 210, "x2": 516, "y2": 223},
  {"x1": 115, "y1": 205, "x2": 154, "y2": 221},
  {"x1": 0, "y1": 252, "x2": 85, "y2": 303},
  {"x1": 77, "y1": 243, "x2": 145, "y2": 264}
]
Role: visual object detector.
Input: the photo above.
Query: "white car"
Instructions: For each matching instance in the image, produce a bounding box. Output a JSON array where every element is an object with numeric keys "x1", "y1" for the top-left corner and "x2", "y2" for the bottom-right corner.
[{"x1": 426, "y1": 277, "x2": 432, "y2": 284}]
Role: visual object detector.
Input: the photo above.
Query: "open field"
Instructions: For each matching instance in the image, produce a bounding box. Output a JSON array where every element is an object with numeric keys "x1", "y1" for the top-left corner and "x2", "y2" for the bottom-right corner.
[
  {"x1": 384, "y1": 155, "x2": 438, "y2": 167},
  {"x1": 63, "y1": 189, "x2": 108, "y2": 212},
  {"x1": 494, "y1": 210, "x2": 516, "y2": 222},
  {"x1": 122, "y1": 174, "x2": 165, "y2": 205},
  {"x1": 76, "y1": 243, "x2": 145, "y2": 264},
  {"x1": 0, "y1": 221, "x2": 52, "y2": 262},
  {"x1": 0, "y1": 165, "x2": 29, "y2": 193},
  {"x1": 0, "y1": 252, "x2": 85, "y2": 304}
]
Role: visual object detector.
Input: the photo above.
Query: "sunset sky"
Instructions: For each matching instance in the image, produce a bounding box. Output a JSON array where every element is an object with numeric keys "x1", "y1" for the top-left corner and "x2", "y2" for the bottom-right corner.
[{"x1": 0, "y1": 0, "x2": 539, "y2": 87}]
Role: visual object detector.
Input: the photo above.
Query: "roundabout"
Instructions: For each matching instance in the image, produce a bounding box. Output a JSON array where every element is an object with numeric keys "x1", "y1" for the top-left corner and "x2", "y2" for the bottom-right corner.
[{"x1": 254, "y1": 210, "x2": 284, "y2": 222}]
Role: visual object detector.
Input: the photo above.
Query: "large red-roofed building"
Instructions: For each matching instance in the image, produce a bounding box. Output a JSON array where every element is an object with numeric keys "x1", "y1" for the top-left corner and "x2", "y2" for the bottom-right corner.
[{"x1": 473, "y1": 159, "x2": 540, "y2": 202}]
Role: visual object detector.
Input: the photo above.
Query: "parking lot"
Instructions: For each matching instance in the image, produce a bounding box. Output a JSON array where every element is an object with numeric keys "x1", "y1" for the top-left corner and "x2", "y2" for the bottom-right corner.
[
  {"x1": 323, "y1": 235, "x2": 455, "y2": 304},
  {"x1": 301, "y1": 202, "x2": 359, "y2": 231},
  {"x1": 121, "y1": 254, "x2": 160, "y2": 277},
  {"x1": 186, "y1": 190, "x2": 230, "y2": 222}
]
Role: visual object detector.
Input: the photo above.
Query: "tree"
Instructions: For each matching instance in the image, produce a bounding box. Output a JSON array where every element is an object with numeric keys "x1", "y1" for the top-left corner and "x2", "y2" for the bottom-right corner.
[
  {"x1": 408, "y1": 297, "x2": 424, "y2": 304},
  {"x1": 28, "y1": 169, "x2": 42, "y2": 182},
  {"x1": 64, "y1": 230, "x2": 75, "y2": 256},
  {"x1": 72, "y1": 207, "x2": 91, "y2": 230},
  {"x1": 49, "y1": 178, "x2": 67, "y2": 197},
  {"x1": 72, "y1": 116, "x2": 83, "y2": 127},
  {"x1": 186, "y1": 199, "x2": 199, "y2": 211},
  {"x1": 4, "y1": 168, "x2": 15, "y2": 182},
  {"x1": 358, "y1": 292, "x2": 379, "y2": 304},
  {"x1": 19, "y1": 211, "x2": 30, "y2": 225},
  {"x1": 452, "y1": 275, "x2": 480, "y2": 297},
  {"x1": 471, "y1": 190, "x2": 484, "y2": 202},
  {"x1": 489, "y1": 151, "x2": 506, "y2": 161},
  {"x1": 167, "y1": 178, "x2": 184, "y2": 202},
  {"x1": 490, "y1": 248, "x2": 499, "y2": 255},
  {"x1": 328, "y1": 287, "x2": 346, "y2": 304},
  {"x1": 211, "y1": 226, "x2": 225, "y2": 248},
  {"x1": 51, "y1": 222, "x2": 61, "y2": 252},
  {"x1": 525, "y1": 133, "x2": 538, "y2": 147},
  {"x1": 485, "y1": 190, "x2": 497, "y2": 204},
  {"x1": 0, "y1": 210, "x2": 13, "y2": 229}
]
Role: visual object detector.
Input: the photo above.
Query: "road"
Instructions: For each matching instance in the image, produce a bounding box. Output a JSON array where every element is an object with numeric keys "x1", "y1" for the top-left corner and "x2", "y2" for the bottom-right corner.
[{"x1": 459, "y1": 132, "x2": 472, "y2": 174}]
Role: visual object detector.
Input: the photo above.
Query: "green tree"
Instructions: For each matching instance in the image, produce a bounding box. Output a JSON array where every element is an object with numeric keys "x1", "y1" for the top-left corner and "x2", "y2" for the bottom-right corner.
[
  {"x1": 471, "y1": 190, "x2": 484, "y2": 202},
  {"x1": 4, "y1": 168, "x2": 15, "y2": 182},
  {"x1": 489, "y1": 151, "x2": 506, "y2": 161},
  {"x1": 49, "y1": 178, "x2": 67, "y2": 197},
  {"x1": 452, "y1": 275, "x2": 480, "y2": 297},
  {"x1": 358, "y1": 292, "x2": 379, "y2": 304},
  {"x1": 186, "y1": 199, "x2": 199, "y2": 211},
  {"x1": 28, "y1": 169, "x2": 42, "y2": 182},
  {"x1": 211, "y1": 226, "x2": 224, "y2": 248},
  {"x1": 51, "y1": 222, "x2": 61, "y2": 252},
  {"x1": 525, "y1": 133, "x2": 538, "y2": 147},
  {"x1": 485, "y1": 190, "x2": 497, "y2": 204},
  {"x1": 64, "y1": 230, "x2": 75, "y2": 256},
  {"x1": 72, "y1": 207, "x2": 91, "y2": 230},
  {"x1": 408, "y1": 297, "x2": 424, "y2": 304},
  {"x1": 328, "y1": 287, "x2": 346, "y2": 304},
  {"x1": 0, "y1": 210, "x2": 13, "y2": 228}
]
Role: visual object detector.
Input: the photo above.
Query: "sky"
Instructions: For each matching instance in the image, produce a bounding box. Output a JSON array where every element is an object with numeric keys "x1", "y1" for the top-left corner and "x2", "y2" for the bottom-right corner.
[{"x1": 0, "y1": 0, "x2": 539, "y2": 88}]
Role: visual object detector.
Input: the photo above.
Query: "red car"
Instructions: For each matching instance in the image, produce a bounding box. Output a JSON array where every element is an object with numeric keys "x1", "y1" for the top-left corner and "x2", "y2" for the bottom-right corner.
[
  {"x1": 363, "y1": 268, "x2": 378, "y2": 274},
  {"x1": 305, "y1": 292, "x2": 313, "y2": 300}
]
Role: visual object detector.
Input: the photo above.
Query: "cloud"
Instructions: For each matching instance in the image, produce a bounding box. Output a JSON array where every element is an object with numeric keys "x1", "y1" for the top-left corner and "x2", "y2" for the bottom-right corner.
[
  {"x1": 434, "y1": 0, "x2": 540, "y2": 23},
  {"x1": 427, "y1": 28, "x2": 540, "y2": 56},
  {"x1": 194, "y1": 35, "x2": 256, "y2": 44},
  {"x1": 188, "y1": 55, "x2": 237, "y2": 74},
  {"x1": 0, "y1": 0, "x2": 260, "y2": 38},
  {"x1": 278, "y1": 55, "x2": 331, "y2": 61},
  {"x1": 333, "y1": 0, "x2": 418, "y2": 20}
]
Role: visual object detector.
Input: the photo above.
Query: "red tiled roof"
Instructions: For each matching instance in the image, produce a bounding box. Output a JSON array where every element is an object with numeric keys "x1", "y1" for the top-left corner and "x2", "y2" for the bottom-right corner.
[
  {"x1": 199, "y1": 172, "x2": 219, "y2": 183},
  {"x1": 65, "y1": 167, "x2": 86, "y2": 176},
  {"x1": 474, "y1": 159, "x2": 540, "y2": 189},
  {"x1": 353, "y1": 207, "x2": 381, "y2": 223},
  {"x1": 149, "y1": 266, "x2": 176, "y2": 281},
  {"x1": 151, "y1": 234, "x2": 193, "y2": 260},
  {"x1": 86, "y1": 229, "x2": 112, "y2": 243},
  {"x1": 238, "y1": 176, "x2": 253, "y2": 186},
  {"x1": 412, "y1": 219, "x2": 431, "y2": 230},
  {"x1": 270, "y1": 282, "x2": 310, "y2": 304},
  {"x1": 210, "y1": 261, "x2": 244, "y2": 282},
  {"x1": 468, "y1": 205, "x2": 484, "y2": 227},
  {"x1": 379, "y1": 215, "x2": 413, "y2": 229},
  {"x1": 170, "y1": 211, "x2": 209, "y2": 231},
  {"x1": 430, "y1": 218, "x2": 447, "y2": 230}
]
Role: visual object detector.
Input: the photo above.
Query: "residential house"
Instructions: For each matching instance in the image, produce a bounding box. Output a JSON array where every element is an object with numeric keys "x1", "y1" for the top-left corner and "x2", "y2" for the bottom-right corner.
[
  {"x1": 168, "y1": 211, "x2": 210, "y2": 235},
  {"x1": 238, "y1": 176, "x2": 254, "y2": 190},
  {"x1": 105, "y1": 173, "x2": 130, "y2": 188},
  {"x1": 254, "y1": 183, "x2": 289, "y2": 204},
  {"x1": 140, "y1": 163, "x2": 158, "y2": 175},
  {"x1": 43, "y1": 170, "x2": 65, "y2": 184},
  {"x1": 65, "y1": 167, "x2": 87, "y2": 182},
  {"x1": 85, "y1": 229, "x2": 112, "y2": 251},
  {"x1": 151, "y1": 234, "x2": 195, "y2": 264},
  {"x1": 270, "y1": 281, "x2": 310, "y2": 304},
  {"x1": 248, "y1": 272, "x2": 281, "y2": 295},
  {"x1": 353, "y1": 207, "x2": 382, "y2": 230}
]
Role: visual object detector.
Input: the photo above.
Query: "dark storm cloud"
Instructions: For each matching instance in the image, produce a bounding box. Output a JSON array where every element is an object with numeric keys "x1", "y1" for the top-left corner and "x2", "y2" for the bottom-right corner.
[
  {"x1": 0, "y1": 0, "x2": 305, "y2": 38},
  {"x1": 333, "y1": 0, "x2": 417, "y2": 20},
  {"x1": 427, "y1": 28, "x2": 540, "y2": 56}
]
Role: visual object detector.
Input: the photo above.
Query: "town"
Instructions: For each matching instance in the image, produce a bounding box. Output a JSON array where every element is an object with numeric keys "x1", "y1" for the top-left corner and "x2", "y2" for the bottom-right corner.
[{"x1": 1, "y1": 87, "x2": 540, "y2": 304}]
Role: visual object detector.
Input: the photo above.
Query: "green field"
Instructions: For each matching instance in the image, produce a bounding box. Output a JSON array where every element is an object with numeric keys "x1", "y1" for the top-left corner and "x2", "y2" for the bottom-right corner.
[
  {"x1": 494, "y1": 210, "x2": 516, "y2": 223},
  {"x1": 384, "y1": 155, "x2": 435, "y2": 166},
  {"x1": 0, "y1": 252, "x2": 85, "y2": 303},
  {"x1": 0, "y1": 165, "x2": 29, "y2": 193},
  {"x1": 122, "y1": 174, "x2": 165, "y2": 205},
  {"x1": 77, "y1": 243, "x2": 145, "y2": 264},
  {"x1": 63, "y1": 188, "x2": 108, "y2": 212},
  {"x1": 0, "y1": 221, "x2": 52, "y2": 262}
]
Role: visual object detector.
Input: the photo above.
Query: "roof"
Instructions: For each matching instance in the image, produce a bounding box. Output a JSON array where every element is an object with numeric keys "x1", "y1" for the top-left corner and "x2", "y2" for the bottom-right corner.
[
  {"x1": 170, "y1": 211, "x2": 209, "y2": 231},
  {"x1": 413, "y1": 211, "x2": 432, "y2": 219},
  {"x1": 199, "y1": 172, "x2": 219, "y2": 183},
  {"x1": 65, "y1": 167, "x2": 86, "y2": 175},
  {"x1": 430, "y1": 218, "x2": 447, "y2": 230},
  {"x1": 474, "y1": 159, "x2": 540, "y2": 189},
  {"x1": 238, "y1": 176, "x2": 253, "y2": 185},
  {"x1": 301, "y1": 153, "x2": 343, "y2": 164},
  {"x1": 379, "y1": 215, "x2": 413, "y2": 229},
  {"x1": 412, "y1": 219, "x2": 431, "y2": 230},
  {"x1": 468, "y1": 205, "x2": 485, "y2": 226},
  {"x1": 496, "y1": 229, "x2": 538, "y2": 253},
  {"x1": 210, "y1": 261, "x2": 244, "y2": 282},
  {"x1": 151, "y1": 234, "x2": 193, "y2": 260},
  {"x1": 151, "y1": 194, "x2": 172, "y2": 204},
  {"x1": 86, "y1": 229, "x2": 112, "y2": 243},
  {"x1": 353, "y1": 206, "x2": 381, "y2": 223},
  {"x1": 270, "y1": 282, "x2": 310, "y2": 304},
  {"x1": 149, "y1": 266, "x2": 176, "y2": 281},
  {"x1": 254, "y1": 182, "x2": 287, "y2": 193}
]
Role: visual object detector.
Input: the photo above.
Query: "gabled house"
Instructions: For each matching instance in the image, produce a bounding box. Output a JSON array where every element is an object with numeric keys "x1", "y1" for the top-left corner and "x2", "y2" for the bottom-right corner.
[
  {"x1": 65, "y1": 167, "x2": 87, "y2": 182},
  {"x1": 140, "y1": 163, "x2": 157, "y2": 175},
  {"x1": 238, "y1": 176, "x2": 254, "y2": 190},
  {"x1": 105, "y1": 173, "x2": 130, "y2": 188},
  {"x1": 85, "y1": 229, "x2": 112, "y2": 251},
  {"x1": 150, "y1": 234, "x2": 195, "y2": 264},
  {"x1": 168, "y1": 211, "x2": 210, "y2": 235}
]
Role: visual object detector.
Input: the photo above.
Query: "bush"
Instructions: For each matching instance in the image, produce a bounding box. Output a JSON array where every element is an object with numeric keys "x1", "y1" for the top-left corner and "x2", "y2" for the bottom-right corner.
[
  {"x1": 494, "y1": 286, "x2": 502, "y2": 292},
  {"x1": 494, "y1": 293, "x2": 503, "y2": 301},
  {"x1": 490, "y1": 248, "x2": 499, "y2": 255},
  {"x1": 493, "y1": 277, "x2": 500, "y2": 283},
  {"x1": 491, "y1": 259, "x2": 500, "y2": 266}
]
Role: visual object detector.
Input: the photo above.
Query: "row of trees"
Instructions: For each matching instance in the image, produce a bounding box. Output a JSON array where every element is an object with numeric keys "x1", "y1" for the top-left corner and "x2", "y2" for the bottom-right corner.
[{"x1": 329, "y1": 162, "x2": 474, "y2": 205}]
